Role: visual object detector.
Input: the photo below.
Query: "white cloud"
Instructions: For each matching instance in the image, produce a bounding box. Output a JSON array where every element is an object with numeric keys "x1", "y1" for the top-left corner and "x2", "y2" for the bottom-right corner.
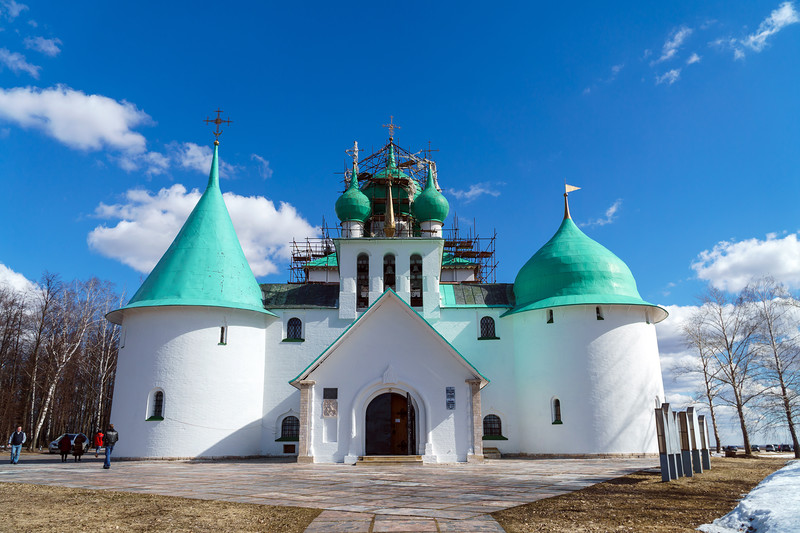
[
  {"x1": 449, "y1": 182, "x2": 502, "y2": 203},
  {"x1": 0, "y1": 48, "x2": 40, "y2": 78},
  {"x1": 87, "y1": 185, "x2": 319, "y2": 277},
  {"x1": 0, "y1": 263, "x2": 36, "y2": 293},
  {"x1": 743, "y1": 1, "x2": 799, "y2": 52},
  {"x1": 1, "y1": 0, "x2": 28, "y2": 20},
  {"x1": 251, "y1": 154, "x2": 273, "y2": 179},
  {"x1": 712, "y1": 3, "x2": 799, "y2": 60},
  {"x1": 656, "y1": 69, "x2": 681, "y2": 85},
  {"x1": 169, "y1": 142, "x2": 237, "y2": 177},
  {"x1": 654, "y1": 26, "x2": 693, "y2": 64},
  {"x1": 24, "y1": 36, "x2": 62, "y2": 56},
  {"x1": 691, "y1": 232, "x2": 800, "y2": 292},
  {"x1": 581, "y1": 199, "x2": 622, "y2": 228},
  {"x1": 687, "y1": 52, "x2": 701, "y2": 65},
  {"x1": 0, "y1": 85, "x2": 150, "y2": 153}
]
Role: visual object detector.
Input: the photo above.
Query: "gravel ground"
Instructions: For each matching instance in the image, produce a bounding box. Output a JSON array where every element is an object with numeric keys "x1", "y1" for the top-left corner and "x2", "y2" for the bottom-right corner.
[
  {"x1": 492, "y1": 456, "x2": 790, "y2": 532},
  {"x1": 0, "y1": 482, "x2": 320, "y2": 533}
]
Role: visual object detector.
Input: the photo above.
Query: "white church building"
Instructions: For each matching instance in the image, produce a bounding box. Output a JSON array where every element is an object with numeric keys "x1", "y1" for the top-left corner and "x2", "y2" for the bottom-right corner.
[{"x1": 107, "y1": 132, "x2": 667, "y2": 463}]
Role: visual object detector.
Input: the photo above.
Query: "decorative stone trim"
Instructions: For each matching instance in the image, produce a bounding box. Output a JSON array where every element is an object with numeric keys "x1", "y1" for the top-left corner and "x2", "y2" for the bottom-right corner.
[
  {"x1": 297, "y1": 380, "x2": 315, "y2": 464},
  {"x1": 466, "y1": 378, "x2": 484, "y2": 463}
]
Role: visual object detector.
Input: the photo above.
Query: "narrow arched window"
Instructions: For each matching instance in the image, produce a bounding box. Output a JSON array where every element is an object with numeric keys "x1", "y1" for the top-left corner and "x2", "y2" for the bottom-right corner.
[
  {"x1": 479, "y1": 316, "x2": 496, "y2": 339},
  {"x1": 552, "y1": 398, "x2": 562, "y2": 424},
  {"x1": 147, "y1": 389, "x2": 164, "y2": 421},
  {"x1": 357, "y1": 253, "x2": 369, "y2": 309},
  {"x1": 546, "y1": 309, "x2": 554, "y2": 324},
  {"x1": 281, "y1": 416, "x2": 300, "y2": 440},
  {"x1": 596, "y1": 306, "x2": 604, "y2": 320},
  {"x1": 153, "y1": 391, "x2": 164, "y2": 418},
  {"x1": 383, "y1": 254, "x2": 396, "y2": 292},
  {"x1": 410, "y1": 254, "x2": 423, "y2": 307},
  {"x1": 286, "y1": 318, "x2": 303, "y2": 340},
  {"x1": 483, "y1": 414, "x2": 502, "y2": 437}
]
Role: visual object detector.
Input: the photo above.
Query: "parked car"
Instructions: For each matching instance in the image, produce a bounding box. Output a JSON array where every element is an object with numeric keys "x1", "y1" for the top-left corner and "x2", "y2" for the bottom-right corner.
[
  {"x1": 765, "y1": 444, "x2": 775, "y2": 452},
  {"x1": 780, "y1": 444, "x2": 792, "y2": 452},
  {"x1": 750, "y1": 444, "x2": 760, "y2": 452},
  {"x1": 48, "y1": 433, "x2": 89, "y2": 454}
]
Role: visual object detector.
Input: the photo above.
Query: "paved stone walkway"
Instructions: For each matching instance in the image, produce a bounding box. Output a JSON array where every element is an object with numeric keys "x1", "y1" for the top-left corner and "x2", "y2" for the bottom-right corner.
[{"x1": 0, "y1": 453, "x2": 657, "y2": 532}]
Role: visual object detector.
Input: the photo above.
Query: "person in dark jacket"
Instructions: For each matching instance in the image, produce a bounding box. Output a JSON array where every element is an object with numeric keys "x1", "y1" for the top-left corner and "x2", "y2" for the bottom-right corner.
[
  {"x1": 102, "y1": 424, "x2": 119, "y2": 469},
  {"x1": 72, "y1": 434, "x2": 86, "y2": 462},
  {"x1": 8, "y1": 426, "x2": 26, "y2": 464},
  {"x1": 58, "y1": 434, "x2": 72, "y2": 462}
]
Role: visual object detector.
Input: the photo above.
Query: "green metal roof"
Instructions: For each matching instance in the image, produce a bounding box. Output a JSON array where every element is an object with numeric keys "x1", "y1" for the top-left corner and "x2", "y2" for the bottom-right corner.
[
  {"x1": 306, "y1": 253, "x2": 338, "y2": 268},
  {"x1": 335, "y1": 162, "x2": 371, "y2": 223},
  {"x1": 107, "y1": 143, "x2": 273, "y2": 323},
  {"x1": 442, "y1": 252, "x2": 475, "y2": 267},
  {"x1": 507, "y1": 215, "x2": 666, "y2": 320},
  {"x1": 261, "y1": 283, "x2": 339, "y2": 308},
  {"x1": 440, "y1": 283, "x2": 515, "y2": 308},
  {"x1": 411, "y1": 165, "x2": 449, "y2": 223}
]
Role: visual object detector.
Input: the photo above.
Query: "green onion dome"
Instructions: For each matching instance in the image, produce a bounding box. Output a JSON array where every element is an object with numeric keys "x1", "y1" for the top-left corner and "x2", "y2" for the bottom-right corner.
[
  {"x1": 362, "y1": 144, "x2": 419, "y2": 217},
  {"x1": 335, "y1": 162, "x2": 371, "y2": 223},
  {"x1": 411, "y1": 164, "x2": 449, "y2": 223},
  {"x1": 508, "y1": 199, "x2": 666, "y2": 321}
]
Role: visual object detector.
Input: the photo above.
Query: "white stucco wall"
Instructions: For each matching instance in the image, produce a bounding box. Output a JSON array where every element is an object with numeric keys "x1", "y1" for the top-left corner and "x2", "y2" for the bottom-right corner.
[
  {"x1": 511, "y1": 304, "x2": 664, "y2": 455},
  {"x1": 110, "y1": 306, "x2": 270, "y2": 458},
  {"x1": 301, "y1": 295, "x2": 481, "y2": 463},
  {"x1": 434, "y1": 308, "x2": 519, "y2": 454},
  {"x1": 260, "y1": 308, "x2": 350, "y2": 456}
]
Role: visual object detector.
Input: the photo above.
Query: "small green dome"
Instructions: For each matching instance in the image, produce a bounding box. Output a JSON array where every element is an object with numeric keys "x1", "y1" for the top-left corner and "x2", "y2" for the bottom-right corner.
[
  {"x1": 412, "y1": 165, "x2": 449, "y2": 223},
  {"x1": 509, "y1": 211, "x2": 666, "y2": 321},
  {"x1": 335, "y1": 163, "x2": 371, "y2": 223}
]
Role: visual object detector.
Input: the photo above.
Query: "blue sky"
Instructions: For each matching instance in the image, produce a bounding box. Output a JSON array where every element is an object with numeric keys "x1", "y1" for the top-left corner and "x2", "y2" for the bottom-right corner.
[{"x1": 1, "y1": 2, "x2": 799, "y2": 441}]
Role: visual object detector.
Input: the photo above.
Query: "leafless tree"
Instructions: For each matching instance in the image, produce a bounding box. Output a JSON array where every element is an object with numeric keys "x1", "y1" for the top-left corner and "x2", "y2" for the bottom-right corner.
[
  {"x1": 678, "y1": 309, "x2": 725, "y2": 452},
  {"x1": 699, "y1": 287, "x2": 762, "y2": 455},
  {"x1": 745, "y1": 277, "x2": 800, "y2": 458},
  {"x1": 31, "y1": 278, "x2": 102, "y2": 449}
]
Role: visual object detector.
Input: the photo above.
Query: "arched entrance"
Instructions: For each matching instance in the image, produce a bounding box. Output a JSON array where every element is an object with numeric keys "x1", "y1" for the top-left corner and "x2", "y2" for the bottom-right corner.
[{"x1": 365, "y1": 392, "x2": 417, "y2": 455}]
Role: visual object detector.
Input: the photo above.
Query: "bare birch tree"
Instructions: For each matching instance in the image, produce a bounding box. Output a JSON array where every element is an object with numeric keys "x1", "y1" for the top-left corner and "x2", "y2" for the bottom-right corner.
[
  {"x1": 700, "y1": 287, "x2": 761, "y2": 455},
  {"x1": 745, "y1": 277, "x2": 800, "y2": 458},
  {"x1": 31, "y1": 278, "x2": 101, "y2": 448},
  {"x1": 678, "y1": 309, "x2": 725, "y2": 452}
]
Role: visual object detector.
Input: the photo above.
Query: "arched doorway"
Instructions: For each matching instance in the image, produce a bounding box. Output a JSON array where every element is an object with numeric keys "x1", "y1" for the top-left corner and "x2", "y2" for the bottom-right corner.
[{"x1": 365, "y1": 392, "x2": 417, "y2": 455}]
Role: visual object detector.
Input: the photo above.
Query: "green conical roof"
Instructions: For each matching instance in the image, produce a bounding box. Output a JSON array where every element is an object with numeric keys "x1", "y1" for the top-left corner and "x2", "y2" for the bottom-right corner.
[
  {"x1": 507, "y1": 201, "x2": 666, "y2": 321},
  {"x1": 107, "y1": 143, "x2": 273, "y2": 323},
  {"x1": 335, "y1": 162, "x2": 371, "y2": 223},
  {"x1": 411, "y1": 165, "x2": 449, "y2": 223}
]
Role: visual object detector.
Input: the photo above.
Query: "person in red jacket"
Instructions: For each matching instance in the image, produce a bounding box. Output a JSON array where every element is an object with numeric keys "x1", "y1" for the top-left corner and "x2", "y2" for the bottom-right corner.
[{"x1": 93, "y1": 431, "x2": 104, "y2": 458}]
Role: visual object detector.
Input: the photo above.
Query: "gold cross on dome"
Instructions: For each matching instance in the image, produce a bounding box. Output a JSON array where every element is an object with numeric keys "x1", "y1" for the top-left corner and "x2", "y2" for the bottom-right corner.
[
  {"x1": 204, "y1": 108, "x2": 232, "y2": 145},
  {"x1": 382, "y1": 115, "x2": 401, "y2": 139}
]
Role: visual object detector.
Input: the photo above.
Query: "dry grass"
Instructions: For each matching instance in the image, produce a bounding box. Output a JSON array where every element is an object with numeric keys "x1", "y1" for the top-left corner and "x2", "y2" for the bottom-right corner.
[
  {"x1": 492, "y1": 456, "x2": 790, "y2": 532},
  {"x1": 0, "y1": 482, "x2": 320, "y2": 533}
]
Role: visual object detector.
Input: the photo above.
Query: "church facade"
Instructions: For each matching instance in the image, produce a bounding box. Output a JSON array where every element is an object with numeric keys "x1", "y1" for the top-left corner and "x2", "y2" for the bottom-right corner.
[{"x1": 107, "y1": 133, "x2": 667, "y2": 463}]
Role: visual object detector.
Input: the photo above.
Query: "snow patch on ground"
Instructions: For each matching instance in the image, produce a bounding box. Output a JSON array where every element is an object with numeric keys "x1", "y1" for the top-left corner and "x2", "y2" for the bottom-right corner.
[{"x1": 698, "y1": 460, "x2": 800, "y2": 533}]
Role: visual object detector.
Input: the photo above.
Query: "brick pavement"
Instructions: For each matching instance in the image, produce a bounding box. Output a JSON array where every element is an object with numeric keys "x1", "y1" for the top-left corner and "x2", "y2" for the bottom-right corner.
[{"x1": 0, "y1": 453, "x2": 657, "y2": 532}]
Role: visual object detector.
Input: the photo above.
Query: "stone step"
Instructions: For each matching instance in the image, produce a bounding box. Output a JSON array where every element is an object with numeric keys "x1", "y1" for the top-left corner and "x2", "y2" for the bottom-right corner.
[
  {"x1": 357, "y1": 455, "x2": 423, "y2": 465},
  {"x1": 484, "y1": 447, "x2": 502, "y2": 459}
]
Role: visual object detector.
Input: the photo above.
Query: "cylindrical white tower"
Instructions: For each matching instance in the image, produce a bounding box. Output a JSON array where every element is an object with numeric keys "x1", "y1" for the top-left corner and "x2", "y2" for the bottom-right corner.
[
  {"x1": 507, "y1": 193, "x2": 667, "y2": 455},
  {"x1": 106, "y1": 141, "x2": 274, "y2": 458},
  {"x1": 111, "y1": 307, "x2": 267, "y2": 457}
]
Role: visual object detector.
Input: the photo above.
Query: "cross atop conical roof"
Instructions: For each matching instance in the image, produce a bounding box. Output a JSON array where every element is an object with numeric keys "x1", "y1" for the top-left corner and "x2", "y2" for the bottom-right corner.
[{"x1": 108, "y1": 143, "x2": 273, "y2": 324}]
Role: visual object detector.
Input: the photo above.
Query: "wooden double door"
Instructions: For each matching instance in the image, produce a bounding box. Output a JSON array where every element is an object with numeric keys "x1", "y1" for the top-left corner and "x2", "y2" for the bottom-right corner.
[{"x1": 365, "y1": 392, "x2": 417, "y2": 455}]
